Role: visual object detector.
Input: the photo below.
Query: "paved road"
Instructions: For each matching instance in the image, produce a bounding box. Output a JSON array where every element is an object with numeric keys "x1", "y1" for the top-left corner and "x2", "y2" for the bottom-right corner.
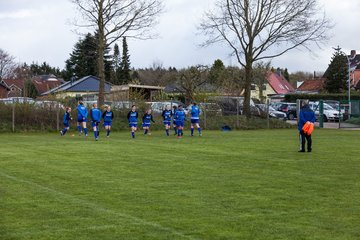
[{"x1": 286, "y1": 120, "x2": 360, "y2": 130}]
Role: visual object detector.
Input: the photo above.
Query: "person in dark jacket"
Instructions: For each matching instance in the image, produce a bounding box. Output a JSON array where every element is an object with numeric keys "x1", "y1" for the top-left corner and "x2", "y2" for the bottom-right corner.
[
  {"x1": 298, "y1": 101, "x2": 316, "y2": 152},
  {"x1": 60, "y1": 107, "x2": 73, "y2": 136}
]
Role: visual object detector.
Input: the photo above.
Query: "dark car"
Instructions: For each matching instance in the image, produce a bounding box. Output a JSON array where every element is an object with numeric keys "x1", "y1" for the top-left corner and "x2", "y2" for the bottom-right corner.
[
  {"x1": 277, "y1": 103, "x2": 297, "y2": 120},
  {"x1": 256, "y1": 104, "x2": 287, "y2": 121}
]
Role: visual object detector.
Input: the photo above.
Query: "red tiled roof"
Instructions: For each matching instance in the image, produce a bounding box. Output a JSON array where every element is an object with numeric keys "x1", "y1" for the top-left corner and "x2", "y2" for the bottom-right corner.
[
  {"x1": 266, "y1": 72, "x2": 295, "y2": 94},
  {"x1": 32, "y1": 79, "x2": 62, "y2": 94},
  {"x1": 352, "y1": 69, "x2": 360, "y2": 86},
  {"x1": 2, "y1": 78, "x2": 63, "y2": 95},
  {"x1": 297, "y1": 78, "x2": 325, "y2": 92},
  {"x1": 2, "y1": 79, "x2": 25, "y2": 89}
]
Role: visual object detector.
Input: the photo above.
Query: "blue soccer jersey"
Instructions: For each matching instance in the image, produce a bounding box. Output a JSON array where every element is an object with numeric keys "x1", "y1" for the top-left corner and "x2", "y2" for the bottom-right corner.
[
  {"x1": 77, "y1": 104, "x2": 88, "y2": 121},
  {"x1": 90, "y1": 108, "x2": 102, "y2": 122},
  {"x1": 63, "y1": 112, "x2": 72, "y2": 126},
  {"x1": 127, "y1": 111, "x2": 138, "y2": 124},
  {"x1": 102, "y1": 110, "x2": 114, "y2": 123},
  {"x1": 162, "y1": 110, "x2": 172, "y2": 122},
  {"x1": 175, "y1": 109, "x2": 186, "y2": 122},
  {"x1": 142, "y1": 113, "x2": 154, "y2": 124},
  {"x1": 191, "y1": 105, "x2": 201, "y2": 120}
]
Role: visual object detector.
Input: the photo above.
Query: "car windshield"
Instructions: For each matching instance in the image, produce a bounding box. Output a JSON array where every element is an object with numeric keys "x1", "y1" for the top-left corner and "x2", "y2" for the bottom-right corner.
[
  {"x1": 323, "y1": 104, "x2": 334, "y2": 110},
  {"x1": 269, "y1": 106, "x2": 276, "y2": 111}
]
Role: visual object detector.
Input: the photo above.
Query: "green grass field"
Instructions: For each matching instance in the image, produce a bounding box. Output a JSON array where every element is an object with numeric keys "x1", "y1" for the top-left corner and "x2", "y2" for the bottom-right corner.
[{"x1": 1, "y1": 129, "x2": 359, "y2": 240}]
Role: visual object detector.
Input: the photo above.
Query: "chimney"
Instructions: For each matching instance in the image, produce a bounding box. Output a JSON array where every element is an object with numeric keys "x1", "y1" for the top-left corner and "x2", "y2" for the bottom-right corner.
[{"x1": 351, "y1": 50, "x2": 356, "y2": 57}]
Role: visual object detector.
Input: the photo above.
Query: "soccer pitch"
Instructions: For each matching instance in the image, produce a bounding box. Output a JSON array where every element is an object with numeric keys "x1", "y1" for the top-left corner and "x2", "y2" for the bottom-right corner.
[{"x1": 1, "y1": 129, "x2": 359, "y2": 240}]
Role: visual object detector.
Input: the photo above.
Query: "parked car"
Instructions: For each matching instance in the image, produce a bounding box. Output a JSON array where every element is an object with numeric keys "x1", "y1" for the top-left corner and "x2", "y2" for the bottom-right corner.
[
  {"x1": 276, "y1": 102, "x2": 297, "y2": 120},
  {"x1": 147, "y1": 101, "x2": 187, "y2": 114},
  {"x1": 0, "y1": 97, "x2": 35, "y2": 104},
  {"x1": 324, "y1": 100, "x2": 345, "y2": 114},
  {"x1": 34, "y1": 100, "x2": 64, "y2": 109},
  {"x1": 256, "y1": 104, "x2": 287, "y2": 121},
  {"x1": 199, "y1": 102, "x2": 222, "y2": 115},
  {"x1": 309, "y1": 101, "x2": 342, "y2": 122},
  {"x1": 211, "y1": 96, "x2": 260, "y2": 116}
]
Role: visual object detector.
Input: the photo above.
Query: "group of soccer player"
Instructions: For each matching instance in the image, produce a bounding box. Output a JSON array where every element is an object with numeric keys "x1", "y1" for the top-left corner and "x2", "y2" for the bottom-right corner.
[{"x1": 60, "y1": 100, "x2": 202, "y2": 140}]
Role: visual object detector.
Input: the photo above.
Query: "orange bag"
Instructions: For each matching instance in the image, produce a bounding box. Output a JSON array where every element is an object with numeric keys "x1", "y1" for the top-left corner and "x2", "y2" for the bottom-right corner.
[{"x1": 302, "y1": 121, "x2": 314, "y2": 135}]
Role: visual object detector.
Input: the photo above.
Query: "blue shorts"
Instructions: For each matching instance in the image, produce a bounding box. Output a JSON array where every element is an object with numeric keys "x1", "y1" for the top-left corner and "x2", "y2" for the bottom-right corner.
[
  {"x1": 142, "y1": 123, "x2": 151, "y2": 128},
  {"x1": 103, "y1": 122, "x2": 112, "y2": 127},
  {"x1": 63, "y1": 123, "x2": 70, "y2": 127},
  {"x1": 164, "y1": 120, "x2": 171, "y2": 126},
  {"x1": 129, "y1": 123, "x2": 138, "y2": 128},
  {"x1": 175, "y1": 120, "x2": 184, "y2": 127},
  {"x1": 191, "y1": 119, "x2": 200, "y2": 124},
  {"x1": 78, "y1": 118, "x2": 87, "y2": 123},
  {"x1": 173, "y1": 120, "x2": 177, "y2": 126},
  {"x1": 91, "y1": 121, "x2": 100, "y2": 128}
]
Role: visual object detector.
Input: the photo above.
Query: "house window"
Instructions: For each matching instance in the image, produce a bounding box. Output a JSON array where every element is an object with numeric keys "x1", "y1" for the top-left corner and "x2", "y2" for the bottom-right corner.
[
  {"x1": 262, "y1": 84, "x2": 267, "y2": 90},
  {"x1": 251, "y1": 84, "x2": 256, "y2": 90}
]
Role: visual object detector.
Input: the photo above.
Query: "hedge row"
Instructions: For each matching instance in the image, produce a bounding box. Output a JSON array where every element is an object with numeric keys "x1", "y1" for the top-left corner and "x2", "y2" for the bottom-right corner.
[{"x1": 284, "y1": 93, "x2": 360, "y2": 102}]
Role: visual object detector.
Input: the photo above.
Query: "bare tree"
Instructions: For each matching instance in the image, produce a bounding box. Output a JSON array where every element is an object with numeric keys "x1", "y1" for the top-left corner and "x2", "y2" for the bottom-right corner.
[
  {"x1": 200, "y1": 0, "x2": 332, "y2": 117},
  {"x1": 178, "y1": 66, "x2": 208, "y2": 104},
  {"x1": 0, "y1": 49, "x2": 17, "y2": 80},
  {"x1": 71, "y1": 0, "x2": 163, "y2": 105},
  {"x1": 252, "y1": 61, "x2": 271, "y2": 103}
]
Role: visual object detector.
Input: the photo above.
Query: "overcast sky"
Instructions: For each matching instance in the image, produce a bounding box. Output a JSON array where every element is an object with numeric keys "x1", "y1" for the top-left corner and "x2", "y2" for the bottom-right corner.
[{"x1": 0, "y1": 0, "x2": 359, "y2": 74}]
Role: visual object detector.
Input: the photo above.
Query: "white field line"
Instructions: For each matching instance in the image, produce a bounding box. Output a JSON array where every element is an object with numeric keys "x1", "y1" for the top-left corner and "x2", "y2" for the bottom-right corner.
[{"x1": 0, "y1": 171, "x2": 199, "y2": 240}]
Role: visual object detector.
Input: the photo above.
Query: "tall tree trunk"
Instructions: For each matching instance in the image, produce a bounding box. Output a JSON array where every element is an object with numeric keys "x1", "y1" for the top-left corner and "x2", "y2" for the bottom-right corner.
[
  {"x1": 243, "y1": 61, "x2": 253, "y2": 118},
  {"x1": 97, "y1": 2, "x2": 105, "y2": 106}
]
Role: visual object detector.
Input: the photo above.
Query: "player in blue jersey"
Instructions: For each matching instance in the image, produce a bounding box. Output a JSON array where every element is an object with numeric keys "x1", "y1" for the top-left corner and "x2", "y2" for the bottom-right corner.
[
  {"x1": 77, "y1": 100, "x2": 88, "y2": 136},
  {"x1": 142, "y1": 109, "x2": 155, "y2": 135},
  {"x1": 60, "y1": 107, "x2": 73, "y2": 136},
  {"x1": 127, "y1": 105, "x2": 138, "y2": 138},
  {"x1": 90, "y1": 103, "x2": 101, "y2": 141},
  {"x1": 172, "y1": 105, "x2": 178, "y2": 135},
  {"x1": 162, "y1": 105, "x2": 172, "y2": 136},
  {"x1": 174, "y1": 105, "x2": 186, "y2": 138},
  {"x1": 190, "y1": 102, "x2": 202, "y2": 136},
  {"x1": 102, "y1": 105, "x2": 114, "y2": 138}
]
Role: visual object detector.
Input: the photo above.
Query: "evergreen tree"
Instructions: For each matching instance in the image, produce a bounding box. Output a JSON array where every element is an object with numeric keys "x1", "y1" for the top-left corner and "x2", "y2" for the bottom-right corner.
[
  {"x1": 283, "y1": 68, "x2": 290, "y2": 82},
  {"x1": 23, "y1": 80, "x2": 39, "y2": 98},
  {"x1": 119, "y1": 37, "x2": 131, "y2": 84},
  {"x1": 324, "y1": 47, "x2": 348, "y2": 93},
  {"x1": 112, "y1": 43, "x2": 122, "y2": 85},
  {"x1": 64, "y1": 33, "x2": 113, "y2": 82},
  {"x1": 208, "y1": 59, "x2": 225, "y2": 85},
  {"x1": 29, "y1": 62, "x2": 61, "y2": 77}
]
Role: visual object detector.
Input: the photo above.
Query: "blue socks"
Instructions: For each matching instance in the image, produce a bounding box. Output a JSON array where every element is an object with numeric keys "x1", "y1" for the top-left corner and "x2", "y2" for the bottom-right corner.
[
  {"x1": 166, "y1": 129, "x2": 169, "y2": 136},
  {"x1": 174, "y1": 127, "x2": 178, "y2": 135},
  {"x1": 132, "y1": 131, "x2": 135, "y2": 138},
  {"x1": 93, "y1": 131, "x2": 97, "y2": 139},
  {"x1": 144, "y1": 129, "x2": 148, "y2": 135},
  {"x1": 77, "y1": 126, "x2": 81, "y2": 133},
  {"x1": 198, "y1": 128, "x2": 201, "y2": 134},
  {"x1": 191, "y1": 128, "x2": 194, "y2": 136},
  {"x1": 62, "y1": 128, "x2": 67, "y2": 135},
  {"x1": 107, "y1": 130, "x2": 110, "y2": 136},
  {"x1": 84, "y1": 128, "x2": 88, "y2": 135}
]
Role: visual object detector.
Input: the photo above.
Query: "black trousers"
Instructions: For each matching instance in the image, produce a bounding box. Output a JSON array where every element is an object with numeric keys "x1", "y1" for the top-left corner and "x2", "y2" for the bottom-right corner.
[{"x1": 300, "y1": 130, "x2": 312, "y2": 152}]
